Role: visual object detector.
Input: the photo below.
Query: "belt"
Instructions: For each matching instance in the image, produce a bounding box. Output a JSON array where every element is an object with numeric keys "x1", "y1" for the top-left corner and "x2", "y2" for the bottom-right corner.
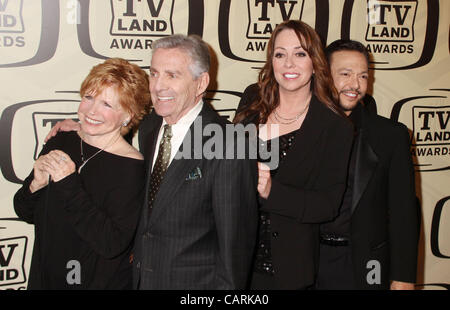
[{"x1": 320, "y1": 234, "x2": 349, "y2": 246}]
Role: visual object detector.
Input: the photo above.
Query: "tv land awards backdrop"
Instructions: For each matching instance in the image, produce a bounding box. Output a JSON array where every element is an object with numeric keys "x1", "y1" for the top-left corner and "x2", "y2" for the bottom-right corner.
[{"x1": 0, "y1": 0, "x2": 448, "y2": 290}]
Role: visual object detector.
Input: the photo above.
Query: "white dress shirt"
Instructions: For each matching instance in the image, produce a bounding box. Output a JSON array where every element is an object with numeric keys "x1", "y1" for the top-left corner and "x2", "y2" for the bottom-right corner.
[{"x1": 152, "y1": 100, "x2": 204, "y2": 169}]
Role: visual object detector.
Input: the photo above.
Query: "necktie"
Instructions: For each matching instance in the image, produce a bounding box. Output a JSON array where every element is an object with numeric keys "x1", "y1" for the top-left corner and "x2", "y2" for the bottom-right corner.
[{"x1": 148, "y1": 124, "x2": 172, "y2": 208}]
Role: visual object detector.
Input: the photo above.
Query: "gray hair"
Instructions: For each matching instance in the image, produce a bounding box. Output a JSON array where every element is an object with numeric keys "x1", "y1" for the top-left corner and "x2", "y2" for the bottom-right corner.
[{"x1": 152, "y1": 34, "x2": 211, "y2": 79}]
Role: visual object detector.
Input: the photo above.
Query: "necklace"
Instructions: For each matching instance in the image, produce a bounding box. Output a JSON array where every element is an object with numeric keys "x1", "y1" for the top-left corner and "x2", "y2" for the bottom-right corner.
[
  {"x1": 78, "y1": 134, "x2": 120, "y2": 173},
  {"x1": 273, "y1": 102, "x2": 310, "y2": 125}
]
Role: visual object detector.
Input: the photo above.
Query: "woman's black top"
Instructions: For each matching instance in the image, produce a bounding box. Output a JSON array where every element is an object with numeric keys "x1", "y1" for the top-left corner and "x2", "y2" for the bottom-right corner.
[
  {"x1": 254, "y1": 129, "x2": 299, "y2": 275},
  {"x1": 14, "y1": 131, "x2": 144, "y2": 289}
]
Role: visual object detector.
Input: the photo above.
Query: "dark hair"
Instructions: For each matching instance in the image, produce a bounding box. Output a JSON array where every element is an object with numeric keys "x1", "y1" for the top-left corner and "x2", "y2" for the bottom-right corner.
[
  {"x1": 325, "y1": 39, "x2": 370, "y2": 65},
  {"x1": 234, "y1": 20, "x2": 344, "y2": 125}
]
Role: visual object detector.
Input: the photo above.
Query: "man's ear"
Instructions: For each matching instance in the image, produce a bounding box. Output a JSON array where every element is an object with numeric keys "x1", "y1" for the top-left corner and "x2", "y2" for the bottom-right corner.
[{"x1": 196, "y1": 72, "x2": 210, "y2": 97}]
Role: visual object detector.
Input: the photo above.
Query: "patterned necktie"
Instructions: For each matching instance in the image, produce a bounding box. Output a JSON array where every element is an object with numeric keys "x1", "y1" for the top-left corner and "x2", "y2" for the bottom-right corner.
[{"x1": 148, "y1": 124, "x2": 172, "y2": 208}]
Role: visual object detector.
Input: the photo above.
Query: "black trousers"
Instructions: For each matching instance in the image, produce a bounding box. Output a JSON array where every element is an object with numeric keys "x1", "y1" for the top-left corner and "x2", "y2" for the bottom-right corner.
[{"x1": 315, "y1": 243, "x2": 356, "y2": 290}]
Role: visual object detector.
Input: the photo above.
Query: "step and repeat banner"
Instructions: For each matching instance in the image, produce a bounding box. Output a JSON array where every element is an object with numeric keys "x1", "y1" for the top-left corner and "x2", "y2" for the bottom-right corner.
[{"x1": 0, "y1": 0, "x2": 449, "y2": 290}]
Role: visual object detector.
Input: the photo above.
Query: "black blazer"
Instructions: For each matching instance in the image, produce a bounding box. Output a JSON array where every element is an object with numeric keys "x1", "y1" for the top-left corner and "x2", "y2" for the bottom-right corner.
[
  {"x1": 132, "y1": 103, "x2": 258, "y2": 289},
  {"x1": 238, "y1": 84, "x2": 354, "y2": 289},
  {"x1": 349, "y1": 103, "x2": 419, "y2": 289}
]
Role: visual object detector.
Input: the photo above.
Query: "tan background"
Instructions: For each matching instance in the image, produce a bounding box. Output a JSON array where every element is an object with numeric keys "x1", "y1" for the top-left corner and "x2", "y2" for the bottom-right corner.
[{"x1": 0, "y1": 0, "x2": 448, "y2": 289}]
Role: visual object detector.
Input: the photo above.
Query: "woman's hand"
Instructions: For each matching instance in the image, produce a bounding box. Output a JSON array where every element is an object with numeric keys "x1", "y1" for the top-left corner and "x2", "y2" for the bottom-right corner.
[
  {"x1": 42, "y1": 150, "x2": 76, "y2": 182},
  {"x1": 29, "y1": 156, "x2": 51, "y2": 193},
  {"x1": 257, "y1": 162, "x2": 272, "y2": 199}
]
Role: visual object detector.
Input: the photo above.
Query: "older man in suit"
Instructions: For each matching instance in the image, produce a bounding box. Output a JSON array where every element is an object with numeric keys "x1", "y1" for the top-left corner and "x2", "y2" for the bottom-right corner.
[
  {"x1": 315, "y1": 39, "x2": 420, "y2": 290},
  {"x1": 131, "y1": 35, "x2": 258, "y2": 290}
]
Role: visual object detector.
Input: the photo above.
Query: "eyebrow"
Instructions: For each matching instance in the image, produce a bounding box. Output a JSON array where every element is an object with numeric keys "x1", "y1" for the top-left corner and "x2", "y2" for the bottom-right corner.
[
  {"x1": 274, "y1": 45, "x2": 304, "y2": 50},
  {"x1": 150, "y1": 67, "x2": 182, "y2": 75},
  {"x1": 338, "y1": 67, "x2": 369, "y2": 74}
]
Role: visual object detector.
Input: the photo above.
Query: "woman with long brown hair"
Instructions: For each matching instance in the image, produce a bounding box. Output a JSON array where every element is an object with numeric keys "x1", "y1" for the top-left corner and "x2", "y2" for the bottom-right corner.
[{"x1": 234, "y1": 20, "x2": 353, "y2": 289}]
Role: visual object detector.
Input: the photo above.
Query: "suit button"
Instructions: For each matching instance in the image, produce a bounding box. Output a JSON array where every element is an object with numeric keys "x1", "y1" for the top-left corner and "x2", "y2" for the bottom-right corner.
[{"x1": 272, "y1": 232, "x2": 279, "y2": 238}]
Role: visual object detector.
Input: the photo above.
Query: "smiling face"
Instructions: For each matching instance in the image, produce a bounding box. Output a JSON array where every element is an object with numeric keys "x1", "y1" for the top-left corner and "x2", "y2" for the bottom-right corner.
[
  {"x1": 149, "y1": 47, "x2": 209, "y2": 125},
  {"x1": 78, "y1": 85, "x2": 130, "y2": 145},
  {"x1": 272, "y1": 28, "x2": 314, "y2": 97},
  {"x1": 330, "y1": 50, "x2": 369, "y2": 115}
]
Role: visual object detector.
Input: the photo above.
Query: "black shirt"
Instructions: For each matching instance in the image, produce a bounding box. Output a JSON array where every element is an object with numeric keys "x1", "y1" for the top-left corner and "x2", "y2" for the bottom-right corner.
[
  {"x1": 254, "y1": 129, "x2": 299, "y2": 275},
  {"x1": 14, "y1": 131, "x2": 144, "y2": 289}
]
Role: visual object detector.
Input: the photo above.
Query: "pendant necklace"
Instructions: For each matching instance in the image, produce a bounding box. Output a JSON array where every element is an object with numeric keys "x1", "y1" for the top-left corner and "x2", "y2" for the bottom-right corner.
[{"x1": 78, "y1": 134, "x2": 120, "y2": 173}]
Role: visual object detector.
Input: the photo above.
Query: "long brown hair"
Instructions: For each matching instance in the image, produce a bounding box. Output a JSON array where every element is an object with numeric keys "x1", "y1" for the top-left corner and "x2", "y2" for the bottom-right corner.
[{"x1": 234, "y1": 20, "x2": 344, "y2": 125}]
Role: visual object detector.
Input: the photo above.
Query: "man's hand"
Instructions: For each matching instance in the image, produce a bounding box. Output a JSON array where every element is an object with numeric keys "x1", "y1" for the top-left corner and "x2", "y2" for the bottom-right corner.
[
  {"x1": 44, "y1": 119, "x2": 80, "y2": 142},
  {"x1": 390, "y1": 280, "x2": 415, "y2": 290},
  {"x1": 257, "y1": 162, "x2": 272, "y2": 199}
]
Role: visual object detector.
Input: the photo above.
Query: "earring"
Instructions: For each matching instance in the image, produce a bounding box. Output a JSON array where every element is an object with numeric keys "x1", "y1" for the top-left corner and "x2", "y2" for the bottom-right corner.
[{"x1": 122, "y1": 120, "x2": 129, "y2": 127}]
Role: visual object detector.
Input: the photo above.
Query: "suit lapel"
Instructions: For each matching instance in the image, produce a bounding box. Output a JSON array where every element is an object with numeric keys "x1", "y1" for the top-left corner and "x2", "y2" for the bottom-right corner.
[
  {"x1": 351, "y1": 106, "x2": 378, "y2": 214},
  {"x1": 139, "y1": 113, "x2": 162, "y2": 227},
  {"x1": 147, "y1": 103, "x2": 217, "y2": 228},
  {"x1": 140, "y1": 112, "x2": 163, "y2": 176}
]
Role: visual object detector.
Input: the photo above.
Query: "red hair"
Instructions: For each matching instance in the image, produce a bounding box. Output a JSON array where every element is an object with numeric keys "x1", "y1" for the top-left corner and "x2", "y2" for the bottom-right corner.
[{"x1": 80, "y1": 58, "x2": 151, "y2": 135}]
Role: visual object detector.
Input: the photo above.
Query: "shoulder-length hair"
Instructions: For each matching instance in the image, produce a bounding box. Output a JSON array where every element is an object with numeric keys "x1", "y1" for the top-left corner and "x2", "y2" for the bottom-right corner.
[
  {"x1": 80, "y1": 58, "x2": 151, "y2": 135},
  {"x1": 234, "y1": 20, "x2": 344, "y2": 124}
]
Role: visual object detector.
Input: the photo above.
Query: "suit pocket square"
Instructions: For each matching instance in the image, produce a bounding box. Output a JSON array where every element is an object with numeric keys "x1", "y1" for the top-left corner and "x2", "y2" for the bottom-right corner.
[{"x1": 185, "y1": 167, "x2": 202, "y2": 181}]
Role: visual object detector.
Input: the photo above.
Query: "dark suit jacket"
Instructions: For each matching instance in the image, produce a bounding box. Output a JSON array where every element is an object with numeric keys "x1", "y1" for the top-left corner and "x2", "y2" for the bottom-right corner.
[
  {"x1": 132, "y1": 102, "x2": 258, "y2": 289},
  {"x1": 349, "y1": 103, "x2": 419, "y2": 289},
  {"x1": 237, "y1": 84, "x2": 354, "y2": 289}
]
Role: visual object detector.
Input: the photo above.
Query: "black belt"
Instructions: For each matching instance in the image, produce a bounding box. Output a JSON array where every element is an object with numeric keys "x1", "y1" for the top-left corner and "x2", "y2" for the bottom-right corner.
[{"x1": 320, "y1": 234, "x2": 349, "y2": 246}]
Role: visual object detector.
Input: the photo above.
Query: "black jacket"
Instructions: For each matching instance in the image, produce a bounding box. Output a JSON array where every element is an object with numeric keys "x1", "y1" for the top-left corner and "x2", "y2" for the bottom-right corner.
[
  {"x1": 348, "y1": 103, "x2": 419, "y2": 289},
  {"x1": 238, "y1": 84, "x2": 354, "y2": 289}
]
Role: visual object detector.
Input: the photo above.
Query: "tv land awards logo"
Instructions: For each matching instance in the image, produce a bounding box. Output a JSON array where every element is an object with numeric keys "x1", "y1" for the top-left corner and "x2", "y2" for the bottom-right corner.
[
  {"x1": 77, "y1": 0, "x2": 204, "y2": 61},
  {"x1": 366, "y1": 0, "x2": 417, "y2": 44},
  {"x1": 0, "y1": 0, "x2": 59, "y2": 68},
  {"x1": 110, "y1": 0, "x2": 174, "y2": 37},
  {"x1": 0, "y1": 237, "x2": 28, "y2": 287},
  {"x1": 0, "y1": 0, "x2": 24, "y2": 33},
  {"x1": 218, "y1": 0, "x2": 329, "y2": 63},
  {"x1": 341, "y1": 0, "x2": 439, "y2": 70},
  {"x1": 0, "y1": 0, "x2": 24, "y2": 46},
  {"x1": 0, "y1": 97, "x2": 79, "y2": 184},
  {"x1": 390, "y1": 89, "x2": 450, "y2": 172},
  {"x1": 246, "y1": 0, "x2": 304, "y2": 40}
]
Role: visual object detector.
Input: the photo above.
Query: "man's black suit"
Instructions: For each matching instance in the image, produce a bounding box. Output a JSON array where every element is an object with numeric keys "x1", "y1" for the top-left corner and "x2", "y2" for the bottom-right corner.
[
  {"x1": 132, "y1": 103, "x2": 258, "y2": 289},
  {"x1": 336, "y1": 103, "x2": 419, "y2": 289}
]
